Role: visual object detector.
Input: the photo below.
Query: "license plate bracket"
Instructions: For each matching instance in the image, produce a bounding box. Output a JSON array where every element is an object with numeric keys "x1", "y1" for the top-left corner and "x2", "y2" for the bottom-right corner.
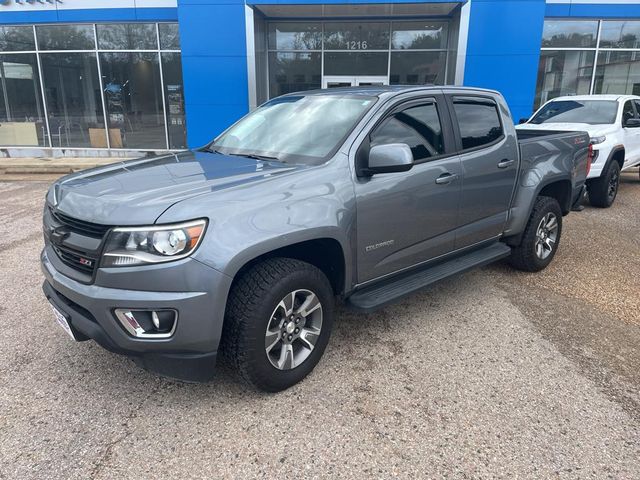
[{"x1": 49, "y1": 303, "x2": 78, "y2": 341}]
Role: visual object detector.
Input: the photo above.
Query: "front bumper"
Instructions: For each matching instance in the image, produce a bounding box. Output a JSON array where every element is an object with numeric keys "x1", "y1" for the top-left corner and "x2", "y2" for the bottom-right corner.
[{"x1": 41, "y1": 246, "x2": 233, "y2": 382}]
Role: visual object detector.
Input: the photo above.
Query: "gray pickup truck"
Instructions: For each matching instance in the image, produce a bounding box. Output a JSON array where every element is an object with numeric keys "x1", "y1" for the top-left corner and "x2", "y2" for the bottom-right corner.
[{"x1": 41, "y1": 86, "x2": 589, "y2": 391}]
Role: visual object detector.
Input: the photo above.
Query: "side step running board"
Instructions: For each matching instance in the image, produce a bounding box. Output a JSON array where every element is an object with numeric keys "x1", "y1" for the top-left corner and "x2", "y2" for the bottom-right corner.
[{"x1": 347, "y1": 242, "x2": 512, "y2": 313}]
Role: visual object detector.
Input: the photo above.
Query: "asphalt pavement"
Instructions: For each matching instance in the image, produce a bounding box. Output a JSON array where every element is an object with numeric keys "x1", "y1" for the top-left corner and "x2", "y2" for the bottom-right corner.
[{"x1": 0, "y1": 173, "x2": 638, "y2": 479}]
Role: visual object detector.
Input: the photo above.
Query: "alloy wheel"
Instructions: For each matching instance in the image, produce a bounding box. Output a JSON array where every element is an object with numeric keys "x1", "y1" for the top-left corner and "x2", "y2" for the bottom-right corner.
[
  {"x1": 534, "y1": 212, "x2": 558, "y2": 260},
  {"x1": 264, "y1": 289, "x2": 323, "y2": 370}
]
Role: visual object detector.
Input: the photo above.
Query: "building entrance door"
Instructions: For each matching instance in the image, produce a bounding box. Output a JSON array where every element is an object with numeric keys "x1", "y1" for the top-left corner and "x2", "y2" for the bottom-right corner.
[{"x1": 322, "y1": 76, "x2": 388, "y2": 89}]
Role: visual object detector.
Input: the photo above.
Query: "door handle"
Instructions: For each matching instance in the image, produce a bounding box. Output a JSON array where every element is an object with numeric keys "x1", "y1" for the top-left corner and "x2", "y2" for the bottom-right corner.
[
  {"x1": 435, "y1": 173, "x2": 458, "y2": 185},
  {"x1": 497, "y1": 159, "x2": 515, "y2": 169}
]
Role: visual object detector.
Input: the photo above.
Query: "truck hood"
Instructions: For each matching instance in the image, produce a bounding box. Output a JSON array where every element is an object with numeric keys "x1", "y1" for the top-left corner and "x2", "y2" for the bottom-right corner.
[
  {"x1": 516, "y1": 122, "x2": 616, "y2": 138},
  {"x1": 50, "y1": 151, "x2": 301, "y2": 225}
]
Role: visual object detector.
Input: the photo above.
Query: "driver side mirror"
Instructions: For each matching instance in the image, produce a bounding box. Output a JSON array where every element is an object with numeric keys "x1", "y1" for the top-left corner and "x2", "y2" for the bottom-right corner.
[
  {"x1": 624, "y1": 118, "x2": 640, "y2": 128},
  {"x1": 518, "y1": 117, "x2": 529, "y2": 124},
  {"x1": 363, "y1": 143, "x2": 414, "y2": 176}
]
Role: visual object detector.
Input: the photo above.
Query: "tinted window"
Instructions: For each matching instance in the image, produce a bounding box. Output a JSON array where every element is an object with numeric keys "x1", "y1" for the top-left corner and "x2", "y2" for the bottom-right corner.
[
  {"x1": 324, "y1": 52, "x2": 388, "y2": 76},
  {"x1": 268, "y1": 23, "x2": 322, "y2": 50},
  {"x1": 634, "y1": 101, "x2": 640, "y2": 118},
  {"x1": 97, "y1": 23, "x2": 157, "y2": 50},
  {"x1": 390, "y1": 51, "x2": 446, "y2": 85},
  {"x1": 594, "y1": 51, "x2": 640, "y2": 95},
  {"x1": 391, "y1": 22, "x2": 448, "y2": 50},
  {"x1": 371, "y1": 102, "x2": 445, "y2": 160},
  {"x1": 622, "y1": 101, "x2": 635, "y2": 124},
  {"x1": 36, "y1": 25, "x2": 95, "y2": 50},
  {"x1": 541, "y1": 20, "x2": 598, "y2": 48},
  {"x1": 159, "y1": 23, "x2": 180, "y2": 49},
  {"x1": 453, "y1": 99, "x2": 503, "y2": 150},
  {"x1": 530, "y1": 100, "x2": 618, "y2": 125},
  {"x1": 324, "y1": 22, "x2": 389, "y2": 50},
  {"x1": 600, "y1": 21, "x2": 640, "y2": 49},
  {"x1": 268, "y1": 52, "x2": 321, "y2": 98},
  {"x1": 0, "y1": 26, "x2": 35, "y2": 51}
]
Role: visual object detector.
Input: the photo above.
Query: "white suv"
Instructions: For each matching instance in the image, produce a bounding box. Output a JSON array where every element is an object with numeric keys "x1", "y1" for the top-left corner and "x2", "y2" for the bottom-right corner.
[{"x1": 518, "y1": 95, "x2": 640, "y2": 207}]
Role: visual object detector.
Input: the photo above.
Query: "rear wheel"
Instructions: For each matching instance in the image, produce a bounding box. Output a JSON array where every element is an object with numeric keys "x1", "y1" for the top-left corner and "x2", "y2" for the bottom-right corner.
[
  {"x1": 509, "y1": 196, "x2": 563, "y2": 272},
  {"x1": 589, "y1": 160, "x2": 620, "y2": 208},
  {"x1": 221, "y1": 258, "x2": 334, "y2": 392}
]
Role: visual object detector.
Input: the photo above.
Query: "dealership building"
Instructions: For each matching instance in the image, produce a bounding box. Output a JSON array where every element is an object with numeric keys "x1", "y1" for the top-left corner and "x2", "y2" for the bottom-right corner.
[{"x1": 0, "y1": 0, "x2": 639, "y2": 155}]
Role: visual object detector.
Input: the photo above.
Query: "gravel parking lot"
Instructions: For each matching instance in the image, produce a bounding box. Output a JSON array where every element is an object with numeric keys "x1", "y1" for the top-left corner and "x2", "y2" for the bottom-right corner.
[{"x1": 1, "y1": 173, "x2": 639, "y2": 479}]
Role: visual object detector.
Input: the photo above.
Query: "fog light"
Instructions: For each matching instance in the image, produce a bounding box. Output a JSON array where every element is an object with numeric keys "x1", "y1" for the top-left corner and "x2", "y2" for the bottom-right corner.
[{"x1": 115, "y1": 309, "x2": 177, "y2": 339}]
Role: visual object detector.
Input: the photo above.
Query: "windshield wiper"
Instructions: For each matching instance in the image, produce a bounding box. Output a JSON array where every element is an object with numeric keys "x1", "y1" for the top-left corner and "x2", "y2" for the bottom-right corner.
[
  {"x1": 228, "y1": 152, "x2": 282, "y2": 162},
  {"x1": 202, "y1": 146, "x2": 221, "y2": 154}
]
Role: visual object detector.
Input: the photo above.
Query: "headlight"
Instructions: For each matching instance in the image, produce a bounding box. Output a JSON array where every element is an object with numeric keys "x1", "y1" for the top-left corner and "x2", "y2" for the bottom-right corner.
[
  {"x1": 101, "y1": 219, "x2": 207, "y2": 267},
  {"x1": 590, "y1": 135, "x2": 606, "y2": 145}
]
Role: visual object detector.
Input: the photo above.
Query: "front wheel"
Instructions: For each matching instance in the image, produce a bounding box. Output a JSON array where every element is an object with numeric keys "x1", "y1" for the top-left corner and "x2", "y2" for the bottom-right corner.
[
  {"x1": 509, "y1": 196, "x2": 563, "y2": 272},
  {"x1": 589, "y1": 161, "x2": 620, "y2": 208},
  {"x1": 221, "y1": 258, "x2": 334, "y2": 392}
]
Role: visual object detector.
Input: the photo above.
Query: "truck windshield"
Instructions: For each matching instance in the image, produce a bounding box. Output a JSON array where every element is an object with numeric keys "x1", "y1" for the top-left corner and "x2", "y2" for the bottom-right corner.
[
  {"x1": 530, "y1": 100, "x2": 618, "y2": 125},
  {"x1": 208, "y1": 94, "x2": 376, "y2": 165}
]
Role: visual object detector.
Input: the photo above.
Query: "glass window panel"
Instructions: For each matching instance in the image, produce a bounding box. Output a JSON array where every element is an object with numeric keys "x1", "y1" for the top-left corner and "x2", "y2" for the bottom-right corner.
[
  {"x1": 453, "y1": 99, "x2": 503, "y2": 150},
  {"x1": 99, "y1": 52, "x2": 166, "y2": 149},
  {"x1": 390, "y1": 51, "x2": 446, "y2": 85},
  {"x1": 213, "y1": 95, "x2": 375, "y2": 163},
  {"x1": 593, "y1": 51, "x2": 640, "y2": 96},
  {"x1": 268, "y1": 23, "x2": 322, "y2": 50},
  {"x1": 40, "y1": 53, "x2": 105, "y2": 148},
  {"x1": 161, "y1": 52, "x2": 187, "y2": 149},
  {"x1": 541, "y1": 20, "x2": 598, "y2": 48},
  {"x1": 0, "y1": 26, "x2": 35, "y2": 51},
  {"x1": 600, "y1": 21, "x2": 640, "y2": 49},
  {"x1": 36, "y1": 25, "x2": 95, "y2": 51},
  {"x1": 268, "y1": 52, "x2": 321, "y2": 98},
  {"x1": 622, "y1": 100, "x2": 635, "y2": 124},
  {"x1": 530, "y1": 100, "x2": 618, "y2": 125},
  {"x1": 0, "y1": 53, "x2": 47, "y2": 146},
  {"x1": 159, "y1": 23, "x2": 180, "y2": 50},
  {"x1": 324, "y1": 52, "x2": 388, "y2": 76},
  {"x1": 534, "y1": 50, "x2": 595, "y2": 109},
  {"x1": 324, "y1": 22, "x2": 390, "y2": 50},
  {"x1": 371, "y1": 103, "x2": 445, "y2": 159},
  {"x1": 97, "y1": 23, "x2": 157, "y2": 50},
  {"x1": 391, "y1": 22, "x2": 448, "y2": 50}
]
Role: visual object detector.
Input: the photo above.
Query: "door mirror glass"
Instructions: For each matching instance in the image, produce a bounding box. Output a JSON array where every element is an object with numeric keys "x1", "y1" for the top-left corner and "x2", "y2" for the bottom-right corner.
[
  {"x1": 624, "y1": 117, "x2": 640, "y2": 128},
  {"x1": 365, "y1": 143, "x2": 413, "y2": 175}
]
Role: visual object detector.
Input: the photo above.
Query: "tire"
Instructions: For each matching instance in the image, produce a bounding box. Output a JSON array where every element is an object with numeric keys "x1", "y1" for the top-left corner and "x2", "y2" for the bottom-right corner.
[
  {"x1": 589, "y1": 160, "x2": 621, "y2": 208},
  {"x1": 220, "y1": 257, "x2": 334, "y2": 392},
  {"x1": 509, "y1": 196, "x2": 563, "y2": 272}
]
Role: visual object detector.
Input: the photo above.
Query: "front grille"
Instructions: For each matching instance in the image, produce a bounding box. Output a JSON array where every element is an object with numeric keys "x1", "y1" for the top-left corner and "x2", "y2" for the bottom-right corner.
[
  {"x1": 49, "y1": 207, "x2": 111, "y2": 238},
  {"x1": 53, "y1": 245, "x2": 98, "y2": 275}
]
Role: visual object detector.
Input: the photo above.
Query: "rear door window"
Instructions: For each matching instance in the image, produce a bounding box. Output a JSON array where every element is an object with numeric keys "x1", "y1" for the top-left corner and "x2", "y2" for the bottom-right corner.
[
  {"x1": 452, "y1": 97, "x2": 504, "y2": 150},
  {"x1": 370, "y1": 102, "x2": 445, "y2": 161}
]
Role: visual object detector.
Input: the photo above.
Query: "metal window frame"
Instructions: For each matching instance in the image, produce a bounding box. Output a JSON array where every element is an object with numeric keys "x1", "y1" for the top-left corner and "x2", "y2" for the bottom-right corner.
[
  {"x1": 0, "y1": 21, "x2": 183, "y2": 152},
  {"x1": 265, "y1": 18, "x2": 452, "y2": 99},
  {"x1": 539, "y1": 17, "x2": 640, "y2": 101}
]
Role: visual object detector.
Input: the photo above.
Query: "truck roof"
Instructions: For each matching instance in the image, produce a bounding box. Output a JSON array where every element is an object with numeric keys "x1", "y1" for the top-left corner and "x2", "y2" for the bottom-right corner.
[
  {"x1": 545, "y1": 94, "x2": 640, "y2": 103},
  {"x1": 282, "y1": 85, "x2": 501, "y2": 99}
]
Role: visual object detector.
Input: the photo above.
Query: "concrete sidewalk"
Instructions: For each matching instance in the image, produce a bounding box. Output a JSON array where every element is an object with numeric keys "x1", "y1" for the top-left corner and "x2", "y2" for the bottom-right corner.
[{"x1": 0, "y1": 156, "x2": 135, "y2": 181}]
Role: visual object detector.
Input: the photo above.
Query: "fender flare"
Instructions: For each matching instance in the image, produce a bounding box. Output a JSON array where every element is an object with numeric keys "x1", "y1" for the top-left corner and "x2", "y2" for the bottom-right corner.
[
  {"x1": 221, "y1": 227, "x2": 352, "y2": 292},
  {"x1": 505, "y1": 175, "x2": 572, "y2": 246},
  {"x1": 590, "y1": 145, "x2": 625, "y2": 181}
]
